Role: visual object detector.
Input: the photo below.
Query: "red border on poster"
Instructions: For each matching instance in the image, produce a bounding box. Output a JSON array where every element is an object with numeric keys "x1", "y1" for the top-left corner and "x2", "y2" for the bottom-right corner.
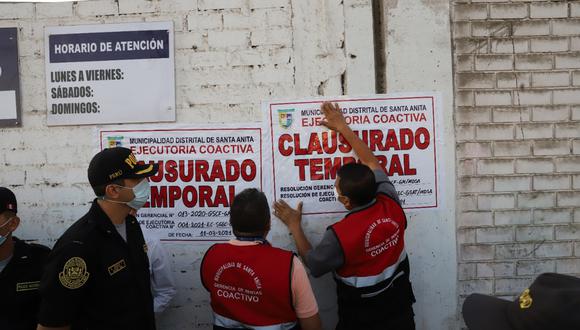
[
  {"x1": 268, "y1": 97, "x2": 438, "y2": 215},
  {"x1": 99, "y1": 127, "x2": 263, "y2": 242}
]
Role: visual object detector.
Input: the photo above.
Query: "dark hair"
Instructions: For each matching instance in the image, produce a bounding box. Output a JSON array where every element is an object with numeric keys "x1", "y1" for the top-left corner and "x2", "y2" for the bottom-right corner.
[
  {"x1": 229, "y1": 188, "x2": 270, "y2": 234},
  {"x1": 337, "y1": 163, "x2": 376, "y2": 206},
  {"x1": 92, "y1": 179, "x2": 125, "y2": 197}
]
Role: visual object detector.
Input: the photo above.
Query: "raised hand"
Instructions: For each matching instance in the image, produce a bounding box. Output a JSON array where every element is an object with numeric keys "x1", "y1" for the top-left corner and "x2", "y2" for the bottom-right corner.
[{"x1": 319, "y1": 102, "x2": 348, "y2": 132}]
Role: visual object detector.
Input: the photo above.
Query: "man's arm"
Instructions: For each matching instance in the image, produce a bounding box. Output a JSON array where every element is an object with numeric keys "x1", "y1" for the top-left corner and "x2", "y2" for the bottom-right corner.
[
  {"x1": 275, "y1": 201, "x2": 344, "y2": 277},
  {"x1": 148, "y1": 238, "x2": 177, "y2": 313},
  {"x1": 374, "y1": 169, "x2": 401, "y2": 204},
  {"x1": 37, "y1": 242, "x2": 87, "y2": 330},
  {"x1": 291, "y1": 256, "x2": 322, "y2": 330},
  {"x1": 299, "y1": 314, "x2": 322, "y2": 330},
  {"x1": 322, "y1": 101, "x2": 402, "y2": 203},
  {"x1": 305, "y1": 229, "x2": 344, "y2": 277},
  {"x1": 320, "y1": 102, "x2": 381, "y2": 171},
  {"x1": 273, "y1": 200, "x2": 311, "y2": 260}
]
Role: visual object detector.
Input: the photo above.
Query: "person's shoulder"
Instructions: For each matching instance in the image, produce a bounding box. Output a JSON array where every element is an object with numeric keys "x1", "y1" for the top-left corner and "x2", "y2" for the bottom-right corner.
[
  {"x1": 267, "y1": 244, "x2": 295, "y2": 258},
  {"x1": 201, "y1": 242, "x2": 228, "y2": 256},
  {"x1": 53, "y1": 214, "x2": 100, "y2": 254},
  {"x1": 61, "y1": 213, "x2": 98, "y2": 240},
  {"x1": 14, "y1": 237, "x2": 51, "y2": 258},
  {"x1": 208, "y1": 241, "x2": 234, "y2": 251},
  {"x1": 377, "y1": 192, "x2": 403, "y2": 208},
  {"x1": 25, "y1": 242, "x2": 51, "y2": 256}
]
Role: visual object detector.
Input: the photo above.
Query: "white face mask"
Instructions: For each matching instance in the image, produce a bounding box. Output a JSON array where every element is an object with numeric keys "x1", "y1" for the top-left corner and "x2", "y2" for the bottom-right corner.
[
  {"x1": 105, "y1": 180, "x2": 151, "y2": 210},
  {"x1": 0, "y1": 217, "x2": 15, "y2": 246}
]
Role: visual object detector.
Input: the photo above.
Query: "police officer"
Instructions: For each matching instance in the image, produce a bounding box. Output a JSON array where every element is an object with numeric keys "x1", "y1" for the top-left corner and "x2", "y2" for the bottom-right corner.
[
  {"x1": 275, "y1": 102, "x2": 415, "y2": 330},
  {"x1": 37, "y1": 147, "x2": 158, "y2": 330},
  {"x1": 0, "y1": 187, "x2": 50, "y2": 330},
  {"x1": 463, "y1": 273, "x2": 580, "y2": 330}
]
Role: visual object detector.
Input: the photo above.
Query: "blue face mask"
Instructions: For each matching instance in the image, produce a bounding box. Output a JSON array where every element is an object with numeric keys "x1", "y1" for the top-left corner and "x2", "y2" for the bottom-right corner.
[
  {"x1": 0, "y1": 218, "x2": 14, "y2": 246},
  {"x1": 108, "y1": 179, "x2": 151, "y2": 211}
]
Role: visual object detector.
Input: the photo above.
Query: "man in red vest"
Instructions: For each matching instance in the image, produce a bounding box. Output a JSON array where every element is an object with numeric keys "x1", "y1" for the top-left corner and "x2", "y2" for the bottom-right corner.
[
  {"x1": 201, "y1": 188, "x2": 322, "y2": 330},
  {"x1": 274, "y1": 102, "x2": 416, "y2": 330}
]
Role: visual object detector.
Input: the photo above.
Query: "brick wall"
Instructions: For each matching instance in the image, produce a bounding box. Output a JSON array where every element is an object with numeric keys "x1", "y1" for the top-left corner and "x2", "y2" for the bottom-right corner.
[{"x1": 452, "y1": 0, "x2": 580, "y2": 312}]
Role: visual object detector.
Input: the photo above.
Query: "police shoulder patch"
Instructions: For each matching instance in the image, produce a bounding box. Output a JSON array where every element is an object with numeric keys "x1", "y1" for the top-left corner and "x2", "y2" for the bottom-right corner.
[{"x1": 59, "y1": 257, "x2": 90, "y2": 290}]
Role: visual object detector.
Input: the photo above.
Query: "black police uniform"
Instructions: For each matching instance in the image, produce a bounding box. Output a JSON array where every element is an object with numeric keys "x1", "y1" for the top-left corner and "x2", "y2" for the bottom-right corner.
[
  {"x1": 0, "y1": 237, "x2": 50, "y2": 330},
  {"x1": 38, "y1": 199, "x2": 156, "y2": 330}
]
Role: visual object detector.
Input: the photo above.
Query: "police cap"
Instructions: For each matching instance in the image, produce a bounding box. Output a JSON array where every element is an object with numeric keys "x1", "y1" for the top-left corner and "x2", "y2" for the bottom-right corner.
[
  {"x1": 88, "y1": 147, "x2": 159, "y2": 187},
  {"x1": 0, "y1": 187, "x2": 17, "y2": 214},
  {"x1": 463, "y1": 273, "x2": 580, "y2": 330}
]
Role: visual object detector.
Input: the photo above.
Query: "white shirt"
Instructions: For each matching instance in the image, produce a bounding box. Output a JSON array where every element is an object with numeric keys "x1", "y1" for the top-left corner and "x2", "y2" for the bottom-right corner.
[
  {"x1": 143, "y1": 233, "x2": 177, "y2": 313},
  {"x1": 114, "y1": 222, "x2": 127, "y2": 242}
]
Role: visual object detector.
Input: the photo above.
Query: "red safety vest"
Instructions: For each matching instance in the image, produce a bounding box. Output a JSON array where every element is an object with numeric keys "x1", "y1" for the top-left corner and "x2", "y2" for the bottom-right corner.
[
  {"x1": 201, "y1": 243, "x2": 298, "y2": 329},
  {"x1": 331, "y1": 193, "x2": 408, "y2": 289}
]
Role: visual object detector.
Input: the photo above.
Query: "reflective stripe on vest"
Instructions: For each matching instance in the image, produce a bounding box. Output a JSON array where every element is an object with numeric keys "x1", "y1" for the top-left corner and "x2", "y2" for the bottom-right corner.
[
  {"x1": 214, "y1": 312, "x2": 298, "y2": 330},
  {"x1": 334, "y1": 249, "x2": 407, "y2": 288}
]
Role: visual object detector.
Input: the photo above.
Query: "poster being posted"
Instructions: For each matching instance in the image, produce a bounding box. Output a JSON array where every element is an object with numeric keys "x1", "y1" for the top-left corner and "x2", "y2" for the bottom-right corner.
[
  {"x1": 97, "y1": 125, "x2": 262, "y2": 241},
  {"x1": 263, "y1": 94, "x2": 442, "y2": 215},
  {"x1": 46, "y1": 22, "x2": 175, "y2": 126}
]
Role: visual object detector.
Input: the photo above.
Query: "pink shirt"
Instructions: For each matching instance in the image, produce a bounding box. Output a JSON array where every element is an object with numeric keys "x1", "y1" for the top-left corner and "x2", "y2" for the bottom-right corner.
[{"x1": 228, "y1": 240, "x2": 319, "y2": 318}]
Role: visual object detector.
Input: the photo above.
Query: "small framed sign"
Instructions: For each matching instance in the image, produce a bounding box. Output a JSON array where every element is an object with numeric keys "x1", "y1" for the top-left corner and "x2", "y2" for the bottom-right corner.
[{"x1": 0, "y1": 27, "x2": 21, "y2": 127}]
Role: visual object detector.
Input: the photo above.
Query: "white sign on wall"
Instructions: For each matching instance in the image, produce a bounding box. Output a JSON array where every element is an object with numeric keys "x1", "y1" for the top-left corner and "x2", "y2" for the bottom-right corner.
[
  {"x1": 262, "y1": 94, "x2": 442, "y2": 215},
  {"x1": 46, "y1": 22, "x2": 175, "y2": 126},
  {"x1": 97, "y1": 125, "x2": 263, "y2": 242}
]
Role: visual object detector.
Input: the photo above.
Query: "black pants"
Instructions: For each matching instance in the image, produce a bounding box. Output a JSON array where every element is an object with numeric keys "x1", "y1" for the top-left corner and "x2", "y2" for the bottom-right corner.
[{"x1": 335, "y1": 275, "x2": 416, "y2": 330}]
